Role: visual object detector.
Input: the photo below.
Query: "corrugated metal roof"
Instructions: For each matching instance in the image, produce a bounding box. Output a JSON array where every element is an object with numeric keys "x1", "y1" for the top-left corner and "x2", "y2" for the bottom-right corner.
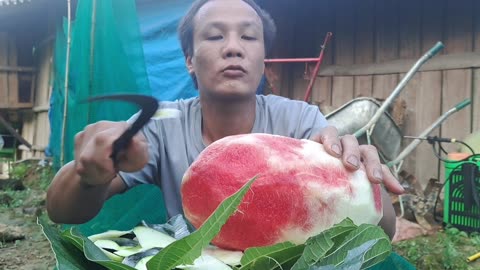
[{"x1": 0, "y1": 0, "x2": 32, "y2": 7}]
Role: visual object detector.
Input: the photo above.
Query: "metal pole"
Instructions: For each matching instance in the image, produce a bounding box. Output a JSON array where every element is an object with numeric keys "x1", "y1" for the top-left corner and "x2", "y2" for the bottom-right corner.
[
  {"x1": 354, "y1": 42, "x2": 444, "y2": 138},
  {"x1": 303, "y1": 32, "x2": 333, "y2": 102}
]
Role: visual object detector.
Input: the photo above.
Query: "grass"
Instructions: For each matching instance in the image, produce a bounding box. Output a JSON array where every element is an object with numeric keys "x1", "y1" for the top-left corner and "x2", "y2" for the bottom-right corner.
[
  {"x1": 393, "y1": 227, "x2": 480, "y2": 270},
  {"x1": 0, "y1": 160, "x2": 54, "y2": 209}
]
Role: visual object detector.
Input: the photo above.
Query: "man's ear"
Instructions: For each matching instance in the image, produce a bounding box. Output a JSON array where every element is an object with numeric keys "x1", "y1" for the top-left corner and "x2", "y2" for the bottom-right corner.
[{"x1": 186, "y1": 56, "x2": 194, "y2": 74}]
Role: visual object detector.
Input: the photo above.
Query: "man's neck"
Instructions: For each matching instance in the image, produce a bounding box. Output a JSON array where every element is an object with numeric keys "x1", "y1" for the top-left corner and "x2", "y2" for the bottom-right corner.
[{"x1": 200, "y1": 95, "x2": 256, "y2": 146}]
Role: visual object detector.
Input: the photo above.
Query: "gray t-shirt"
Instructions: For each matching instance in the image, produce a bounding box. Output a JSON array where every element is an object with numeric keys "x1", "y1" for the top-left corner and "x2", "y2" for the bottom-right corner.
[{"x1": 119, "y1": 94, "x2": 329, "y2": 218}]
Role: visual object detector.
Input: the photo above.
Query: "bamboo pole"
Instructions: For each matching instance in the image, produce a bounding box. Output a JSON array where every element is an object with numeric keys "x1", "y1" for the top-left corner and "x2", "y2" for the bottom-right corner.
[
  {"x1": 60, "y1": 0, "x2": 72, "y2": 166},
  {"x1": 87, "y1": 0, "x2": 97, "y2": 123}
]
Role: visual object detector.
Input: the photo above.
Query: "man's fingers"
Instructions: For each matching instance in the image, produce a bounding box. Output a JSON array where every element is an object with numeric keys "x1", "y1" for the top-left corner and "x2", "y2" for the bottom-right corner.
[
  {"x1": 340, "y1": 135, "x2": 361, "y2": 170},
  {"x1": 312, "y1": 126, "x2": 342, "y2": 157},
  {"x1": 116, "y1": 132, "x2": 149, "y2": 172},
  {"x1": 360, "y1": 145, "x2": 405, "y2": 194},
  {"x1": 382, "y1": 165, "x2": 405, "y2": 194},
  {"x1": 359, "y1": 144, "x2": 383, "y2": 183}
]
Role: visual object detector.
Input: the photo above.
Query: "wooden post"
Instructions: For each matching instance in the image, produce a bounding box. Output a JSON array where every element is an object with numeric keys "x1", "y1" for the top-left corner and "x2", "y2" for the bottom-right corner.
[{"x1": 0, "y1": 115, "x2": 32, "y2": 149}]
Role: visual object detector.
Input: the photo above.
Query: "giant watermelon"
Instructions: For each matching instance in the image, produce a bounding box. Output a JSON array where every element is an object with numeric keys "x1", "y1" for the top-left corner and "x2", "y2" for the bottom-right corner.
[{"x1": 181, "y1": 133, "x2": 383, "y2": 251}]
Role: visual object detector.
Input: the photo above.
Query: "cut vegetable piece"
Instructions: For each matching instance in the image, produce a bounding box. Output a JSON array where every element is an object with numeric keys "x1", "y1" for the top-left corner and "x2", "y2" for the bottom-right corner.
[
  {"x1": 133, "y1": 226, "x2": 176, "y2": 249},
  {"x1": 135, "y1": 255, "x2": 155, "y2": 270},
  {"x1": 94, "y1": 239, "x2": 121, "y2": 251},
  {"x1": 88, "y1": 229, "x2": 133, "y2": 242},
  {"x1": 202, "y1": 245, "x2": 243, "y2": 266},
  {"x1": 123, "y1": 248, "x2": 161, "y2": 268},
  {"x1": 111, "y1": 237, "x2": 138, "y2": 247},
  {"x1": 114, "y1": 245, "x2": 144, "y2": 257},
  {"x1": 99, "y1": 248, "x2": 124, "y2": 262},
  {"x1": 176, "y1": 255, "x2": 232, "y2": 270}
]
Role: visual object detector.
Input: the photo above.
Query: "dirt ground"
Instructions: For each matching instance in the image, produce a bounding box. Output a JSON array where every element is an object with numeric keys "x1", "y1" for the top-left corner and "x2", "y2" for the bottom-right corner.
[
  {"x1": 0, "y1": 162, "x2": 57, "y2": 270},
  {"x1": 0, "y1": 198, "x2": 56, "y2": 269}
]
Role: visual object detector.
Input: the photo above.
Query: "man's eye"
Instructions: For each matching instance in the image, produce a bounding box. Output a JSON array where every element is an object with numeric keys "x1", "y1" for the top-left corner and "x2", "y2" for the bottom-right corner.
[
  {"x1": 207, "y1": 35, "x2": 222, "y2": 41},
  {"x1": 242, "y1": 35, "x2": 257, "y2": 41}
]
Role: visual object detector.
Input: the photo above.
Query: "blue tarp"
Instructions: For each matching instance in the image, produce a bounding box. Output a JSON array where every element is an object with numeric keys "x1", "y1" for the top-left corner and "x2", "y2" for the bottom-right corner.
[{"x1": 137, "y1": 0, "x2": 197, "y2": 101}]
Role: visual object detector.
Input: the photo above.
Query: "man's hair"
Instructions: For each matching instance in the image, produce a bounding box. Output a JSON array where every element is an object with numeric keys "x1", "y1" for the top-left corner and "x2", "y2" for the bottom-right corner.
[{"x1": 178, "y1": 0, "x2": 277, "y2": 60}]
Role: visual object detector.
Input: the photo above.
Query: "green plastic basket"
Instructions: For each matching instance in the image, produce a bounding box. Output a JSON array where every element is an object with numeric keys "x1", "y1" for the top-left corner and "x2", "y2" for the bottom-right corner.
[{"x1": 443, "y1": 156, "x2": 480, "y2": 232}]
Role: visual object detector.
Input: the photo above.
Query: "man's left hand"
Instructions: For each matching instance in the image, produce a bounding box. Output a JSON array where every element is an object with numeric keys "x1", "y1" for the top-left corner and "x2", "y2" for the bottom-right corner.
[{"x1": 311, "y1": 126, "x2": 405, "y2": 195}]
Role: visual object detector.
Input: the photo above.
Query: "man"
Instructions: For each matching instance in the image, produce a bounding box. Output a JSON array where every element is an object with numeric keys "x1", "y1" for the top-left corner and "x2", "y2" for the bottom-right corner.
[{"x1": 47, "y1": 0, "x2": 403, "y2": 239}]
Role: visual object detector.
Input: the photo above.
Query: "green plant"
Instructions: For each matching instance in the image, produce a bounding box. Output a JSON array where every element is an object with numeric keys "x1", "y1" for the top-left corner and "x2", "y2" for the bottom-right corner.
[
  {"x1": 0, "y1": 189, "x2": 31, "y2": 209},
  {"x1": 393, "y1": 227, "x2": 480, "y2": 270},
  {"x1": 9, "y1": 162, "x2": 30, "y2": 180},
  {"x1": 9, "y1": 160, "x2": 55, "y2": 190}
]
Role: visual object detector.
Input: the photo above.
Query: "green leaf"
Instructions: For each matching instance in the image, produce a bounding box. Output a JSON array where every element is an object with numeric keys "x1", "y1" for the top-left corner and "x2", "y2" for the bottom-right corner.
[
  {"x1": 291, "y1": 218, "x2": 357, "y2": 270},
  {"x1": 146, "y1": 176, "x2": 258, "y2": 270},
  {"x1": 239, "y1": 241, "x2": 305, "y2": 270},
  {"x1": 324, "y1": 218, "x2": 358, "y2": 246},
  {"x1": 61, "y1": 227, "x2": 137, "y2": 270},
  {"x1": 311, "y1": 239, "x2": 378, "y2": 270},
  {"x1": 291, "y1": 231, "x2": 334, "y2": 270},
  {"x1": 314, "y1": 224, "x2": 391, "y2": 269},
  {"x1": 38, "y1": 217, "x2": 106, "y2": 270}
]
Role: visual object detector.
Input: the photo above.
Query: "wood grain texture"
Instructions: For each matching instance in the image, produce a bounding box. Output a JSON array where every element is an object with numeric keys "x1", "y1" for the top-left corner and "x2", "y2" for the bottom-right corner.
[
  {"x1": 413, "y1": 71, "x2": 442, "y2": 188},
  {"x1": 353, "y1": 0, "x2": 375, "y2": 98},
  {"x1": 331, "y1": 76, "x2": 354, "y2": 108},
  {"x1": 440, "y1": 69, "x2": 473, "y2": 180},
  {"x1": 473, "y1": 69, "x2": 480, "y2": 132},
  {"x1": 421, "y1": 0, "x2": 445, "y2": 54},
  {"x1": 444, "y1": 0, "x2": 473, "y2": 54},
  {"x1": 331, "y1": 0, "x2": 355, "y2": 109},
  {"x1": 7, "y1": 37, "x2": 18, "y2": 106},
  {"x1": 303, "y1": 0, "x2": 335, "y2": 105},
  {"x1": 399, "y1": 0, "x2": 422, "y2": 59},
  {"x1": 0, "y1": 33, "x2": 8, "y2": 108}
]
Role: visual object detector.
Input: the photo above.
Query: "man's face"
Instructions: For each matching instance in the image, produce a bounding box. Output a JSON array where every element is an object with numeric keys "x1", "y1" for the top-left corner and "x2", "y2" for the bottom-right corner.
[{"x1": 187, "y1": 0, "x2": 265, "y2": 101}]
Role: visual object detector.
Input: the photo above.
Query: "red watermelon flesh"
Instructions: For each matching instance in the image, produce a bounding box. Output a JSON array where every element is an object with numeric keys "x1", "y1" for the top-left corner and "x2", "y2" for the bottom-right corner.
[{"x1": 181, "y1": 133, "x2": 383, "y2": 251}]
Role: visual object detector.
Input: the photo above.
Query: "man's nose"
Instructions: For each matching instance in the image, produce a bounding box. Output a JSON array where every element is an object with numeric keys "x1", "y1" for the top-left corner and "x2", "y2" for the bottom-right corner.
[{"x1": 222, "y1": 37, "x2": 244, "y2": 59}]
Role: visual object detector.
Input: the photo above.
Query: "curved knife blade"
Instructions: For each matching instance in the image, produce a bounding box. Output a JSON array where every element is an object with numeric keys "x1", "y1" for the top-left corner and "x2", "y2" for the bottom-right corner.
[{"x1": 86, "y1": 94, "x2": 159, "y2": 165}]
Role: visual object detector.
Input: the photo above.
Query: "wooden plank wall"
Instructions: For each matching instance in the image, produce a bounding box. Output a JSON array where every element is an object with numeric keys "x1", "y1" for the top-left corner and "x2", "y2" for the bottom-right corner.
[
  {"x1": 0, "y1": 32, "x2": 8, "y2": 108},
  {"x1": 274, "y1": 0, "x2": 479, "y2": 189},
  {"x1": 20, "y1": 40, "x2": 53, "y2": 159}
]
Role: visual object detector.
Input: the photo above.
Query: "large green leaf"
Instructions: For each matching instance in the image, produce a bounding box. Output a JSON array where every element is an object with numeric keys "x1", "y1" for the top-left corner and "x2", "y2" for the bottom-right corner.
[
  {"x1": 239, "y1": 242, "x2": 305, "y2": 270},
  {"x1": 38, "y1": 217, "x2": 105, "y2": 270},
  {"x1": 290, "y1": 231, "x2": 334, "y2": 270},
  {"x1": 312, "y1": 239, "x2": 378, "y2": 270},
  {"x1": 291, "y1": 218, "x2": 357, "y2": 270},
  {"x1": 61, "y1": 227, "x2": 137, "y2": 270},
  {"x1": 146, "y1": 176, "x2": 258, "y2": 270},
  {"x1": 314, "y1": 224, "x2": 391, "y2": 269}
]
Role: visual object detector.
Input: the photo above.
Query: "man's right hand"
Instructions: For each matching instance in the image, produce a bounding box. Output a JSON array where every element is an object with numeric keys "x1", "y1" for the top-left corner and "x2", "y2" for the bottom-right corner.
[
  {"x1": 46, "y1": 120, "x2": 149, "y2": 224},
  {"x1": 73, "y1": 120, "x2": 149, "y2": 187}
]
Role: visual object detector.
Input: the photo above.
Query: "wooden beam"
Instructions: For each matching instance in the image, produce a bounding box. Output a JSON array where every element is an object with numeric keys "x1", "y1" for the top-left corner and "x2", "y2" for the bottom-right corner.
[
  {"x1": 0, "y1": 114, "x2": 32, "y2": 149},
  {"x1": 318, "y1": 52, "x2": 480, "y2": 76},
  {"x1": 0, "y1": 66, "x2": 35, "y2": 72}
]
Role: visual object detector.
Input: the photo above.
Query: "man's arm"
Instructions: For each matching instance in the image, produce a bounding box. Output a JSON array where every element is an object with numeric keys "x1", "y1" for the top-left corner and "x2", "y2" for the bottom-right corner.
[
  {"x1": 46, "y1": 121, "x2": 149, "y2": 224},
  {"x1": 379, "y1": 188, "x2": 396, "y2": 240},
  {"x1": 47, "y1": 161, "x2": 127, "y2": 224}
]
